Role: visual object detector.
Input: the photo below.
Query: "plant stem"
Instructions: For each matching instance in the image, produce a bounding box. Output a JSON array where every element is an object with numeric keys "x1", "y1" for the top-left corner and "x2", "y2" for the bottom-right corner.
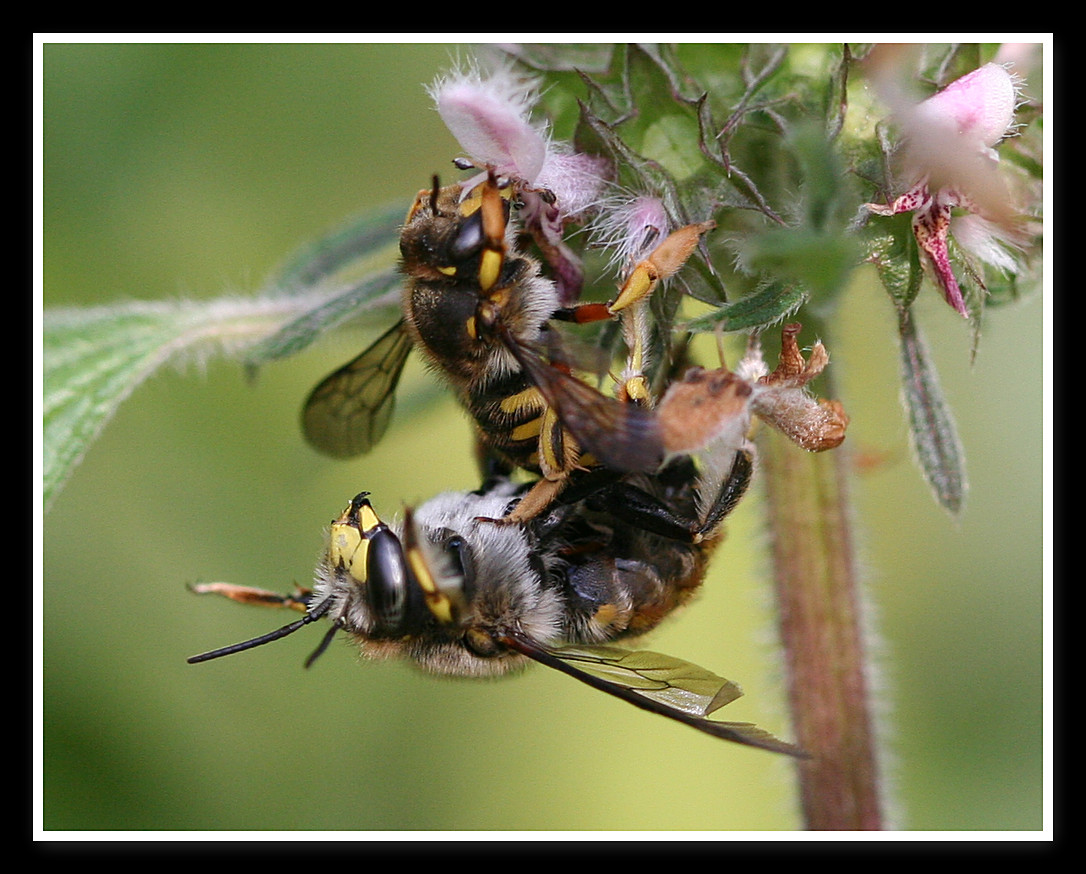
[{"x1": 758, "y1": 425, "x2": 884, "y2": 830}]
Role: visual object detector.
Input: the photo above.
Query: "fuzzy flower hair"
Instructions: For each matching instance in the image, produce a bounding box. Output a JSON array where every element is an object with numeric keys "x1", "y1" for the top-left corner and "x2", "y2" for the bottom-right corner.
[
  {"x1": 428, "y1": 63, "x2": 609, "y2": 222},
  {"x1": 589, "y1": 191, "x2": 674, "y2": 280},
  {"x1": 428, "y1": 61, "x2": 611, "y2": 304}
]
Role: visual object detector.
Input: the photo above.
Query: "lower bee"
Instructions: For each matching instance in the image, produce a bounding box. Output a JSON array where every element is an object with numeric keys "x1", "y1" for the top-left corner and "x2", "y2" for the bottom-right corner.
[
  {"x1": 301, "y1": 171, "x2": 715, "y2": 522},
  {"x1": 190, "y1": 379, "x2": 804, "y2": 757}
]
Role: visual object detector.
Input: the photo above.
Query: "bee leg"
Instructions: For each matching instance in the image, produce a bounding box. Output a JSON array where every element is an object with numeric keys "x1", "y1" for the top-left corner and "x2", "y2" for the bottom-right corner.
[
  {"x1": 187, "y1": 582, "x2": 312, "y2": 613},
  {"x1": 616, "y1": 300, "x2": 652, "y2": 406},
  {"x1": 583, "y1": 482, "x2": 705, "y2": 542},
  {"x1": 476, "y1": 171, "x2": 509, "y2": 293},
  {"x1": 583, "y1": 448, "x2": 754, "y2": 543},
  {"x1": 487, "y1": 405, "x2": 577, "y2": 523},
  {"x1": 550, "y1": 299, "x2": 653, "y2": 406},
  {"x1": 607, "y1": 220, "x2": 715, "y2": 314},
  {"x1": 692, "y1": 444, "x2": 755, "y2": 539},
  {"x1": 551, "y1": 302, "x2": 613, "y2": 324},
  {"x1": 501, "y1": 475, "x2": 568, "y2": 525}
]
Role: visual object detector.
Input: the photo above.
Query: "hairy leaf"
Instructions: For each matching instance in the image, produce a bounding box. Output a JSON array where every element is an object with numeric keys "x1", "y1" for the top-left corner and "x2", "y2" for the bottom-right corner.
[{"x1": 897, "y1": 307, "x2": 967, "y2": 513}]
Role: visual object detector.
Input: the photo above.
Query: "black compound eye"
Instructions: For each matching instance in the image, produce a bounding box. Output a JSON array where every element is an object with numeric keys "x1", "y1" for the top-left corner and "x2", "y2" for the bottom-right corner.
[
  {"x1": 434, "y1": 529, "x2": 476, "y2": 601},
  {"x1": 449, "y1": 210, "x2": 484, "y2": 262},
  {"x1": 365, "y1": 528, "x2": 413, "y2": 636}
]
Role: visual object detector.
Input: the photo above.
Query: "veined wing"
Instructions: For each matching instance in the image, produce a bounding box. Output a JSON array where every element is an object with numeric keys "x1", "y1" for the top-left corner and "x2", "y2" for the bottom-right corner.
[
  {"x1": 302, "y1": 320, "x2": 413, "y2": 458},
  {"x1": 501, "y1": 633, "x2": 807, "y2": 756}
]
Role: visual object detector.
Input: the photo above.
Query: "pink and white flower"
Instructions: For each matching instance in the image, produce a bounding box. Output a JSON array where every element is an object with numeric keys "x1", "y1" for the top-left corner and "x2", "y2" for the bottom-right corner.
[
  {"x1": 428, "y1": 62, "x2": 611, "y2": 302},
  {"x1": 865, "y1": 61, "x2": 1026, "y2": 316},
  {"x1": 429, "y1": 63, "x2": 609, "y2": 216}
]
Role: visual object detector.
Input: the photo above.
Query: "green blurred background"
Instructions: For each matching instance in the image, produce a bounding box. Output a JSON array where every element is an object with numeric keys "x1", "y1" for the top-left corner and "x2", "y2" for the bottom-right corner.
[{"x1": 40, "y1": 41, "x2": 1046, "y2": 833}]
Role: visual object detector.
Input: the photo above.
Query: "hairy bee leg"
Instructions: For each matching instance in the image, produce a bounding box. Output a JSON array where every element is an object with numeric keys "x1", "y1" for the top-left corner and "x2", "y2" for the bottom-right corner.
[
  {"x1": 551, "y1": 300, "x2": 651, "y2": 405},
  {"x1": 608, "y1": 221, "x2": 714, "y2": 406},
  {"x1": 506, "y1": 476, "x2": 568, "y2": 523},
  {"x1": 608, "y1": 221, "x2": 715, "y2": 314},
  {"x1": 476, "y1": 475, "x2": 568, "y2": 526},
  {"x1": 188, "y1": 582, "x2": 311, "y2": 613},
  {"x1": 551, "y1": 302, "x2": 613, "y2": 324}
]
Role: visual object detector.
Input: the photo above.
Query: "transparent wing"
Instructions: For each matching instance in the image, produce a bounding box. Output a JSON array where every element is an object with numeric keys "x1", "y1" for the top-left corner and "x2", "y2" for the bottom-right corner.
[
  {"x1": 502, "y1": 633, "x2": 807, "y2": 757},
  {"x1": 500, "y1": 328, "x2": 666, "y2": 474},
  {"x1": 301, "y1": 320, "x2": 413, "y2": 458}
]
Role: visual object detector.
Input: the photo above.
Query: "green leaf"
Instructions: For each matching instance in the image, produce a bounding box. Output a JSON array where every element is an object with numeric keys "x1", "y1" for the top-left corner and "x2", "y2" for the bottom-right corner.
[
  {"x1": 269, "y1": 202, "x2": 406, "y2": 291},
  {"x1": 681, "y1": 280, "x2": 807, "y2": 333},
  {"x1": 866, "y1": 222, "x2": 924, "y2": 310},
  {"x1": 897, "y1": 307, "x2": 967, "y2": 514},
  {"x1": 42, "y1": 293, "x2": 336, "y2": 513},
  {"x1": 45, "y1": 200, "x2": 414, "y2": 513},
  {"x1": 735, "y1": 224, "x2": 861, "y2": 301},
  {"x1": 244, "y1": 269, "x2": 402, "y2": 370}
]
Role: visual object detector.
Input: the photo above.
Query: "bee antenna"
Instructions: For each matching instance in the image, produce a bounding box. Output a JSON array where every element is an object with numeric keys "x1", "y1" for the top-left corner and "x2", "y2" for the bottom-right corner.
[
  {"x1": 303, "y1": 620, "x2": 341, "y2": 669},
  {"x1": 187, "y1": 597, "x2": 334, "y2": 665}
]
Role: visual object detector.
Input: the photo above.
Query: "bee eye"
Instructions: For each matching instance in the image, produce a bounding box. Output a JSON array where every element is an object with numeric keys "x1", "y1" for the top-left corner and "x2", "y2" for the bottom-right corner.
[
  {"x1": 365, "y1": 527, "x2": 413, "y2": 636},
  {"x1": 436, "y1": 530, "x2": 476, "y2": 600},
  {"x1": 449, "y1": 210, "x2": 484, "y2": 261}
]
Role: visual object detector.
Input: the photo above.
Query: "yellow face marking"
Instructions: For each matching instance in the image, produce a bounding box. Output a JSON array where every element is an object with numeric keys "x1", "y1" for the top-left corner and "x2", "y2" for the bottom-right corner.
[
  {"x1": 329, "y1": 499, "x2": 384, "y2": 582},
  {"x1": 405, "y1": 190, "x2": 430, "y2": 223},
  {"x1": 459, "y1": 188, "x2": 484, "y2": 217},
  {"x1": 329, "y1": 522, "x2": 367, "y2": 582},
  {"x1": 357, "y1": 502, "x2": 381, "y2": 535},
  {"x1": 465, "y1": 315, "x2": 477, "y2": 340}
]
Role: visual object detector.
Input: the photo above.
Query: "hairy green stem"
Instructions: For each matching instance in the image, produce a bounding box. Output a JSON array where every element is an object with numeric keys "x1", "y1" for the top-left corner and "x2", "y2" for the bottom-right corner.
[{"x1": 759, "y1": 425, "x2": 883, "y2": 830}]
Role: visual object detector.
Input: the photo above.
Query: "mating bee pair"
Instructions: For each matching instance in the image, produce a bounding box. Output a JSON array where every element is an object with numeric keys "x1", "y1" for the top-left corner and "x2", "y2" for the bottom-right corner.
[{"x1": 189, "y1": 172, "x2": 807, "y2": 756}]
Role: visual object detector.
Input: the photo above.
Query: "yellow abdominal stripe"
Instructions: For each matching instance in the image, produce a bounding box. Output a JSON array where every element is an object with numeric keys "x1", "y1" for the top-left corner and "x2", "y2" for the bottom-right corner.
[
  {"x1": 500, "y1": 387, "x2": 546, "y2": 442},
  {"x1": 500, "y1": 386, "x2": 545, "y2": 415},
  {"x1": 511, "y1": 418, "x2": 543, "y2": 441}
]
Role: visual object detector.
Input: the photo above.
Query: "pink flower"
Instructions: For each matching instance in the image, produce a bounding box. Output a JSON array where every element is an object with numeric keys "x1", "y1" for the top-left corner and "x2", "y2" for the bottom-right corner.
[
  {"x1": 429, "y1": 64, "x2": 608, "y2": 221},
  {"x1": 866, "y1": 62, "x2": 1025, "y2": 317},
  {"x1": 589, "y1": 193, "x2": 673, "y2": 281},
  {"x1": 428, "y1": 63, "x2": 611, "y2": 303}
]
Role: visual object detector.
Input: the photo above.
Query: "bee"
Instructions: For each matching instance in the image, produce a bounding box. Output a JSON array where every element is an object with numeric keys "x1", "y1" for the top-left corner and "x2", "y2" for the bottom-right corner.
[
  {"x1": 301, "y1": 172, "x2": 715, "y2": 522},
  {"x1": 190, "y1": 373, "x2": 803, "y2": 757}
]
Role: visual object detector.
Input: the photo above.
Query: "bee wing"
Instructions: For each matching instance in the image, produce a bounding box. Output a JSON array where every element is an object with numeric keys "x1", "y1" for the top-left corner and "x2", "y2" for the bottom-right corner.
[
  {"x1": 502, "y1": 330, "x2": 665, "y2": 474},
  {"x1": 501, "y1": 633, "x2": 807, "y2": 757},
  {"x1": 302, "y1": 320, "x2": 413, "y2": 458}
]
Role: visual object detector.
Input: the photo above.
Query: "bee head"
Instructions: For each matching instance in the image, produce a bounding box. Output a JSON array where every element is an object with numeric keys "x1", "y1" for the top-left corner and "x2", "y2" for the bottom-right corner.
[
  {"x1": 188, "y1": 486, "x2": 563, "y2": 676},
  {"x1": 323, "y1": 492, "x2": 469, "y2": 640},
  {"x1": 320, "y1": 486, "x2": 563, "y2": 676}
]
